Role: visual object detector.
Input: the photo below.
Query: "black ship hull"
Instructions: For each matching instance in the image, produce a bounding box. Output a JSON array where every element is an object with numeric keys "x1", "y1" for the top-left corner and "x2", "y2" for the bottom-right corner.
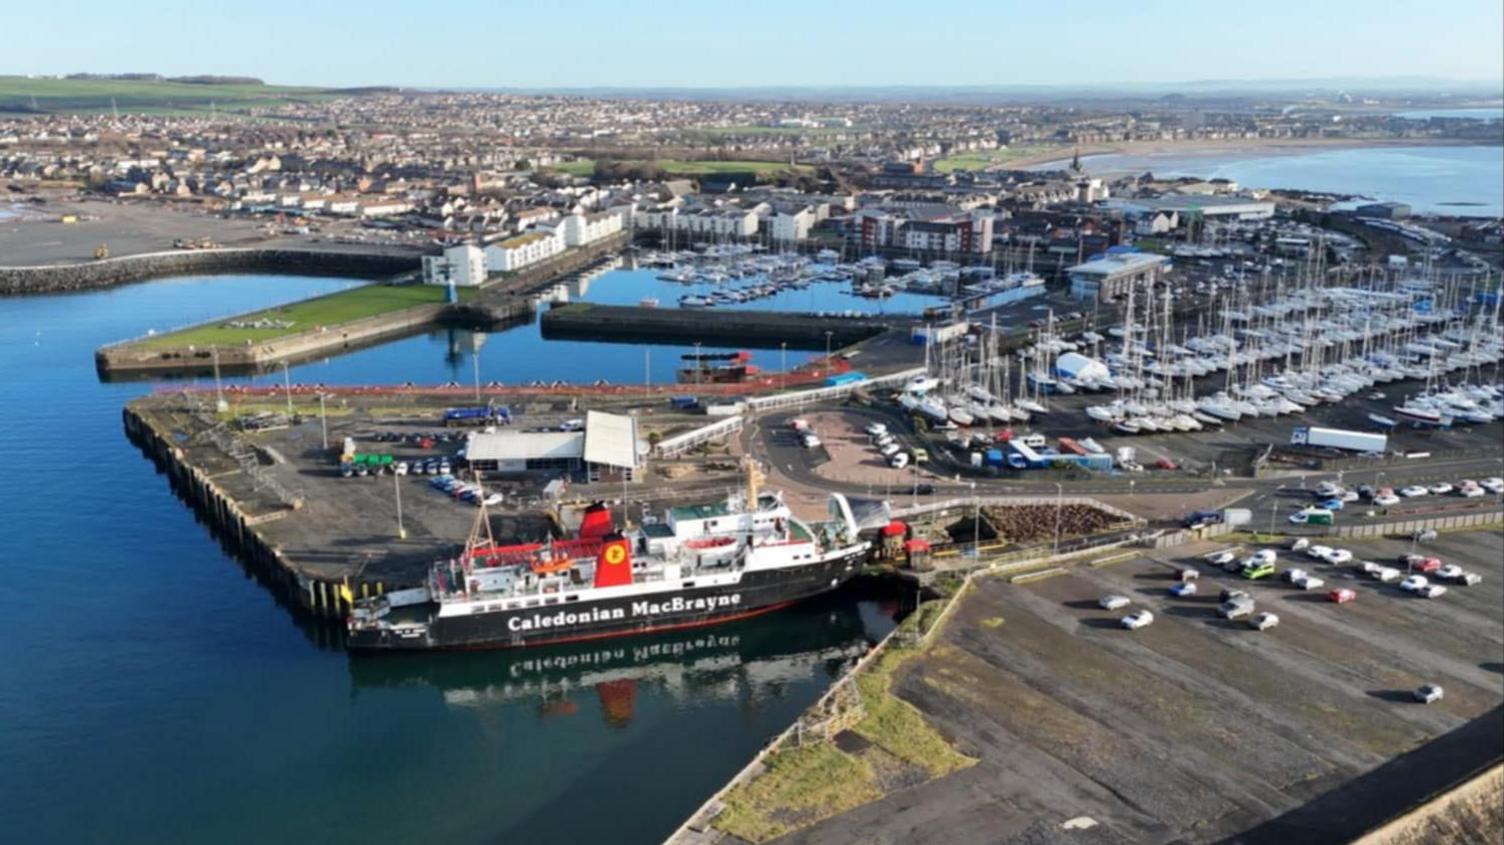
[{"x1": 348, "y1": 549, "x2": 866, "y2": 652}]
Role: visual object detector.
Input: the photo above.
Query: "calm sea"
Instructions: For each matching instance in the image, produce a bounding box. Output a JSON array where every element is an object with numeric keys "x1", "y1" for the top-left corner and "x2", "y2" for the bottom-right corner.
[
  {"x1": 1033, "y1": 145, "x2": 1504, "y2": 217},
  {"x1": 0, "y1": 271, "x2": 899, "y2": 844}
]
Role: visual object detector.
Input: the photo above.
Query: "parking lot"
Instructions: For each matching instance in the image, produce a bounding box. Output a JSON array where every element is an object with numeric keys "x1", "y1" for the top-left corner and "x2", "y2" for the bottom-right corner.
[{"x1": 782, "y1": 530, "x2": 1504, "y2": 845}]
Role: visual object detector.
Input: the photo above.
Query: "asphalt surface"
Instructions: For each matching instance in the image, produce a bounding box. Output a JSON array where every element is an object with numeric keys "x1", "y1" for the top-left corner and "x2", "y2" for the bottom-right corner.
[{"x1": 774, "y1": 531, "x2": 1504, "y2": 845}]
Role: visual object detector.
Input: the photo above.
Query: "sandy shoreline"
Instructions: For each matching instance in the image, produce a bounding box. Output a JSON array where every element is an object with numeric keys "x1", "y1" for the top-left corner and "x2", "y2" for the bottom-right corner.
[{"x1": 1009, "y1": 136, "x2": 1496, "y2": 169}]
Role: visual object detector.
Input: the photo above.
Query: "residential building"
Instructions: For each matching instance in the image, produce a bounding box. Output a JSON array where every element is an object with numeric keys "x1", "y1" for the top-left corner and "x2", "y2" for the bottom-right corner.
[
  {"x1": 485, "y1": 230, "x2": 563, "y2": 272},
  {"x1": 422, "y1": 243, "x2": 487, "y2": 287}
]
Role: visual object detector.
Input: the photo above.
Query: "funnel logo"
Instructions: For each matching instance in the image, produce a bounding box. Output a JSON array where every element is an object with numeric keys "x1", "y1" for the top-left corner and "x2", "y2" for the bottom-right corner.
[
  {"x1": 604, "y1": 544, "x2": 627, "y2": 566},
  {"x1": 594, "y1": 538, "x2": 633, "y2": 588}
]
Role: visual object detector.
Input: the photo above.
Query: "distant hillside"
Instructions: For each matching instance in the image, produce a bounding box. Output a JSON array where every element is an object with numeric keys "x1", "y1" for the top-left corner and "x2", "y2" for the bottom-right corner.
[{"x1": 0, "y1": 76, "x2": 361, "y2": 115}]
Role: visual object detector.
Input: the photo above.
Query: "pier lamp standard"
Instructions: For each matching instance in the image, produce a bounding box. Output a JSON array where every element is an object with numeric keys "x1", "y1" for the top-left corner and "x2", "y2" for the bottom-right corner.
[
  {"x1": 318, "y1": 393, "x2": 329, "y2": 450},
  {"x1": 394, "y1": 470, "x2": 406, "y2": 540},
  {"x1": 1269, "y1": 496, "x2": 1280, "y2": 535},
  {"x1": 281, "y1": 361, "x2": 293, "y2": 416},
  {"x1": 970, "y1": 481, "x2": 980, "y2": 556},
  {"x1": 472, "y1": 344, "x2": 482, "y2": 402},
  {"x1": 780, "y1": 342, "x2": 787, "y2": 391},
  {"x1": 1053, "y1": 482, "x2": 1063, "y2": 557},
  {"x1": 694, "y1": 342, "x2": 702, "y2": 385},
  {"x1": 824, "y1": 331, "x2": 834, "y2": 375}
]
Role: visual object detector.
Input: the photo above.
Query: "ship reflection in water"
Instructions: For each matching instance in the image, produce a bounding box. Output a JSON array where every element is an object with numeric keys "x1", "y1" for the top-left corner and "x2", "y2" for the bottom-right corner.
[{"x1": 348, "y1": 591, "x2": 900, "y2": 729}]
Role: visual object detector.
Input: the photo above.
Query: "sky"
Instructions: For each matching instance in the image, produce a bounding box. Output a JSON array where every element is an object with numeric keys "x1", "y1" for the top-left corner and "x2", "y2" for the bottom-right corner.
[{"x1": 6, "y1": 0, "x2": 1503, "y2": 90}]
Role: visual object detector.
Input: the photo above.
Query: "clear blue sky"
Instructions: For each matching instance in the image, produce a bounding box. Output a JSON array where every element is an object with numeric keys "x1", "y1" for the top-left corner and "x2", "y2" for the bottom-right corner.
[{"x1": 7, "y1": 0, "x2": 1503, "y2": 89}]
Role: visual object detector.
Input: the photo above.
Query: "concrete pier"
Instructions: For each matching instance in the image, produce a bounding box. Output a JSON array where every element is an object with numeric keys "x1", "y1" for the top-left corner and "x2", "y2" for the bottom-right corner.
[{"x1": 540, "y1": 302, "x2": 905, "y2": 348}]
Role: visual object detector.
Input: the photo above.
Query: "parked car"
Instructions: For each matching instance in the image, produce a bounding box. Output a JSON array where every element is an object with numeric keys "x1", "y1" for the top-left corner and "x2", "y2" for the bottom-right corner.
[
  {"x1": 1219, "y1": 598, "x2": 1256, "y2": 620},
  {"x1": 1169, "y1": 582, "x2": 1197, "y2": 598},
  {"x1": 1480, "y1": 477, "x2": 1504, "y2": 494},
  {"x1": 394, "y1": 461, "x2": 409, "y2": 476},
  {"x1": 1319, "y1": 498, "x2": 1345, "y2": 512},
  {"x1": 1121, "y1": 610, "x2": 1155, "y2": 630},
  {"x1": 1373, "y1": 567, "x2": 1401, "y2": 583},
  {"x1": 912, "y1": 448, "x2": 929, "y2": 464},
  {"x1": 864, "y1": 422, "x2": 888, "y2": 437},
  {"x1": 913, "y1": 484, "x2": 936, "y2": 495},
  {"x1": 1207, "y1": 550, "x2": 1238, "y2": 566},
  {"x1": 1176, "y1": 568, "x2": 1200, "y2": 582},
  {"x1": 1289, "y1": 537, "x2": 1311, "y2": 552},
  {"x1": 1319, "y1": 548, "x2": 1353, "y2": 565},
  {"x1": 1399, "y1": 575, "x2": 1429, "y2": 593},
  {"x1": 1401, "y1": 554, "x2": 1442, "y2": 573},
  {"x1": 1338, "y1": 489, "x2": 1360, "y2": 503},
  {"x1": 1248, "y1": 549, "x2": 1276, "y2": 565},
  {"x1": 1427, "y1": 482, "x2": 1453, "y2": 495},
  {"x1": 1284, "y1": 567, "x2": 1308, "y2": 583},
  {"x1": 1315, "y1": 481, "x2": 1344, "y2": 498},
  {"x1": 1436, "y1": 563, "x2": 1465, "y2": 581},
  {"x1": 1295, "y1": 574, "x2": 1325, "y2": 591},
  {"x1": 1419, "y1": 584, "x2": 1448, "y2": 599},
  {"x1": 1400, "y1": 485, "x2": 1429, "y2": 497},
  {"x1": 1306, "y1": 544, "x2": 1334, "y2": 560},
  {"x1": 1099, "y1": 594, "x2": 1131, "y2": 610},
  {"x1": 1241, "y1": 560, "x2": 1276, "y2": 580},
  {"x1": 1219, "y1": 588, "x2": 1251, "y2": 603},
  {"x1": 1374, "y1": 493, "x2": 1401, "y2": 506},
  {"x1": 1414, "y1": 684, "x2": 1444, "y2": 704},
  {"x1": 1458, "y1": 484, "x2": 1485, "y2": 498},
  {"x1": 1356, "y1": 484, "x2": 1376, "y2": 499},
  {"x1": 1458, "y1": 572, "x2": 1484, "y2": 586},
  {"x1": 1249, "y1": 612, "x2": 1280, "y2": 631},
  {"x1": 1329, "y1": 588, "x2": 1357, "y2": 604}
]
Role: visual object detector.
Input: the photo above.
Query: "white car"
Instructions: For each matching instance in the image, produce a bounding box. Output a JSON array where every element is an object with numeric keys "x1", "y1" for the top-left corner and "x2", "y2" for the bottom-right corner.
[
  {"x1": 1400, "y1": 485, "x2": 1429, "y2": 498},
  {"x1": 1289, "y1": 537, "x2": 1311, "y2": 552},
  {"x1": 1121, "y1": 609, "x2": 1155, "y2": 630},
  {"x1": 1414, "y1": 684, "x2": 1445, "y2": 704},
  {"x1": 1373, "y1": 567, "x2": 1401, "y2": 583},
  {"x1": 879, "y1": 443, "x2": 900, "y2": 458},
  {"x1": 1427, "y1": 482, "x2": 1454, "y2": 495},
  {"x1": 864, "y1": 423, "x2": 888, "y2": 437},
  {"x1": 1458, "y1": 485, "x2": 1485, "y2": 498},
  {"x1": 1374, "y1": 493, "x2": 1401, "y2": 506},
  {"x1": 1099, "y1": 594, "x2": 1131, "y2": 610},
  {"x1": 1435, "y1": 564, "x2": 1464, "y2": 580},
  {"x1": 1459, "y1": 572, "x2": 1484, "y2": 586},
  {"x1": 1320, "y1": 548, "x2": 1353, "y2": 565},
  {"x1": 1249, "y1": 612, "x2": 1280, "y2": 631},
  {"x1": 1315, "y1": 481, "x2": 1344, "y2": 498},
  {"x1": 802, "y1": 435, "x2": 823, "y2": 449},
  {"x1": 394, "y1": 461, "x2": 409, "y2": 476},
  {"x1": 1399, "y1": 574, "x2": 1429, "y2": 592},
  {"x1": 1339, "y1": 490, "x2": 1360, "y2": 503},
  {"x1": 1248, "y1": 549, "x2": 1276, "y2": 565},
  {"x1": 1206, "y1": 550, "x2": 1238, "y2": 566},
  {"x1": 481, "y1": 492, "x2": 503, "y2": 506},
  {"x1": 1306, "y1": 544, "x2": 1334, "y2": 560},
  {"x1": 1295, "y1": 574, "x2": 1325, "y2": 591},
  {"x1": 1283, "y1": 567, "x2": 1309, "y2": 583},
  {"x1": 1419, "y1": 584, "x2": 1448, "y2": 599},
  {"x1": 1480, "y1": 477, "x2": 1504, "y2": 494},
  {"x1": 1169, "y1": 582, "x2": 1197, "y2": 598}
]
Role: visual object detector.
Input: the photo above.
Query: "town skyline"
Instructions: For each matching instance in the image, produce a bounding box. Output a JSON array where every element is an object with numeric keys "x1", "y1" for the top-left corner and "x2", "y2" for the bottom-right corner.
[{"x1": 6, "y1": 0, "x2": 1503, "y2": 89}]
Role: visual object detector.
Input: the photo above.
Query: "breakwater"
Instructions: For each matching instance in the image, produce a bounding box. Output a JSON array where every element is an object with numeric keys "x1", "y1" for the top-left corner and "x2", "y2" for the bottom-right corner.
[
  {"x1": 96, "y1": 294, "x2": 535, "y2": 379},
  {"x1": 0, "y1": 247, "x2": 421, "y2": 296},
  {"x1": 540, "y1": 302, "x2": 904, "y2": 348}
]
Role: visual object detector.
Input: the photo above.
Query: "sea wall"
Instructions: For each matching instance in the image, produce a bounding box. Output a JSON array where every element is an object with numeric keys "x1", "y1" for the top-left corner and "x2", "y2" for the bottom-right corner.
[{"x1": 0, "y1": 247, "x2": 422, "y2": 296}]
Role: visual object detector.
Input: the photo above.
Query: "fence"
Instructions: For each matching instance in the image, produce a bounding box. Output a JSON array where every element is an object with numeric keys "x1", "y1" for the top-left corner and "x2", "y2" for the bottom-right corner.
[
  {"x1": 742, "y1": 367, "x2": 925, "y2": 414},
  {"x1": 1332, "y1": 509, "x2": 1503, "y2": 539},
  {"x1": 653, "y1": 416, "x2": 745, "y2": 458},
  {"x1": 890, "y1": 494, "x2": 1141, "y2": 525}
]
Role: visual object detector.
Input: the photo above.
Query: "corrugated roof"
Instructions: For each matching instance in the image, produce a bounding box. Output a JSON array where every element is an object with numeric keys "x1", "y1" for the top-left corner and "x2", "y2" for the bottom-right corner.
[
  {"x1": 466, "y1": 431, "x2": 583, "y2": 462},
  {"x1": 583, "y1": 410, "x2": 638, "y2": 469}
]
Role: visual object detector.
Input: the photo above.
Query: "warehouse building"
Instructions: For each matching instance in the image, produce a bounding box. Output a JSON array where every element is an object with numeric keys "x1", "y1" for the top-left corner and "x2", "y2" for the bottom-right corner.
[
  {"x1": 464, "y1": 411, "x2": 642, "y2": 481},
  {"x1": 1066, "y1": 251, "x2": 1170, "y2": 301}
]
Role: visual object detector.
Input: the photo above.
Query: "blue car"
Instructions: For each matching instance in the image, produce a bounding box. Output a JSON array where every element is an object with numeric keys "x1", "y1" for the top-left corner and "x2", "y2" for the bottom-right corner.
[{"x1": 1320, "y1": 497, "x2": 1345, "y2": 511}]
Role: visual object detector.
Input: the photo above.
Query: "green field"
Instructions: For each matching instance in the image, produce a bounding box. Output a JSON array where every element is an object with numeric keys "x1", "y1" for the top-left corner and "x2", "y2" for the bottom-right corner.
[
  {"x1": 550, "y1": 159, "x2": 598, "y2": 176},
  {"x1": 544, "y1": 158, "x2": 810, "y2": 178},
  {"x1": 0, "y1": 76, "x2": 339, "y2": 115},
  {"x1": 932, "y1": 144, "x2": 1061, "y2": 173},
  {"x1": 137, "y1": 283, "x2": 470, "y2": 349}
]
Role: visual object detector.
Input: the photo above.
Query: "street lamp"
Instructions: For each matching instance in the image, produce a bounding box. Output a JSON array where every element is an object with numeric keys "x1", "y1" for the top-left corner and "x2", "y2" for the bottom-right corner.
[
  {"x1": 824, "y1": 330, "x2": 833, "y2": 375},
  {"x1": 780, "y1": 342, "x2": 787, "y2": 391},
  {"x1": 318, "y1": 392, "x2": 329, "y2": 450},
  {"x1": 281, "y1": 361, "x2": 293, "y2": 416},
  {"x1": 394, "y1": 470, "x2": 406, "y2": 540},
  {"x1": 1053, "y1": 482, "x2": 1063, "y2": 556},
  {"x1": 970, "y1": 481, "x2": 979, "y2": 556}
]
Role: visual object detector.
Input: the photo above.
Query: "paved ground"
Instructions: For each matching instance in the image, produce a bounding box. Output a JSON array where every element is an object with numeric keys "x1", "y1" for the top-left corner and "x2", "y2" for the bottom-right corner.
[
  {"x1": 774, "y1": 531, "x2": 1504, "y2": 845},
  {"x1": 0, "y1": 195, "x2": 422, "y2": 265}
]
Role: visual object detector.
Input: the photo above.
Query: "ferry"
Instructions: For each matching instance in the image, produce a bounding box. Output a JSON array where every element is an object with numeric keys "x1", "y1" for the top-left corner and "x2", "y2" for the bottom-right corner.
[{"x1": 346, "y1": 466, "x2": 870, "y2": 651}]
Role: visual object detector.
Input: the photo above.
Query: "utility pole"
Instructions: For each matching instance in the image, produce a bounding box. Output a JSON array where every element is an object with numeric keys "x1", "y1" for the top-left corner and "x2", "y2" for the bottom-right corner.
[
  {"x1": 318, "y1": 393, "x2": 329, "y2": 450},
  {"x1": 1053, "y1": 482, "x2": 1063, "y2": 556},
  {"x1": 281, "y1": 361, "x2": 292, "y2": 416},
  {"x1": 212, "y1": 346, "x2": 227, "y2": 413},
  {"x1": 824, "y1": 330, "x2": 833, "y2": 374},
  {"x1": 780, "y1": 342, "x2": 787, "y2": 391},
  {"x1": 472, "y1": 343, "x2": 482, "y2": 402},
  {"x1": 394, "y1": 471, "x2": 406, "y2": 540}
]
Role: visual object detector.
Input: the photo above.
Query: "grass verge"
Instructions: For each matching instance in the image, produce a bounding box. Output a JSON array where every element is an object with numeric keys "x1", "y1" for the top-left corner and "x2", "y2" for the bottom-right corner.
[
  {"x1": 136, "y1": 284, "x2": 470, "y2": 348},
  {"x1": 714, "y1": 594, "x2": 975, "y2": 842}
]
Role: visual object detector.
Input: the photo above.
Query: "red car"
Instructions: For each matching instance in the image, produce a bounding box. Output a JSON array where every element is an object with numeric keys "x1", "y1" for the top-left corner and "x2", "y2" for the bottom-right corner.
[
  {"x1": 1401, "y1": 554, "x2": 1442, "y2": 573},
  {"x1": 1329, "y1": 588, "x2": 1357, "y2": 604},
  {"x1": 1156, "y1": 458, "x2": 1179, "y2": 470}
]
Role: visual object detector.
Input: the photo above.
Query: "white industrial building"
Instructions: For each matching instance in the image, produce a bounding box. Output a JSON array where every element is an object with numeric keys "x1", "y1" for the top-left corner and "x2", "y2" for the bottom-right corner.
[
  {"x1": 422, "y1": 243, "x2": 487, "y2": 287},
  {"x1": 770, "y1": 206, "x2": 816, "y2": 243},
  {"x1": 464, "y1": 411, "x2": 641, "y2": 480},
  {"x1": 1066, "y1": 252, "x2": 1171, "y2": 300},
  {"x1": 1105, "y1": 196, "x2": 1275, "y2": 222}
]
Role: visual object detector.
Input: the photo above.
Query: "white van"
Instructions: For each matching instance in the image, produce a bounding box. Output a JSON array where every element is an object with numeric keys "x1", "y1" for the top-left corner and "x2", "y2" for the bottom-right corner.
[{"x1": 889, "y1": 451, "x2": 910, "y2": 469}]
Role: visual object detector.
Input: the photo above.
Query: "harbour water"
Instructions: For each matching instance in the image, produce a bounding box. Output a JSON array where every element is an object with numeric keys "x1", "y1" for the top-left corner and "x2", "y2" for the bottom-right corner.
[
  {"x1": 0, "y1": 273, "x2": 900, "y2": 844},
  {"x1": 1032, "y1": 144, "x2": 1504, "y2": 217}
]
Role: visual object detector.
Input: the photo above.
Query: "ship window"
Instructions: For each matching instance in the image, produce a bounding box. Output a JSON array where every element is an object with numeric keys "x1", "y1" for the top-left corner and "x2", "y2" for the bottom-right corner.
[
  {"x1": 525, "y1": 599, "x2": 540, "y2": 608},
  {"x1": 565, "y1": 595, "x2": 580, "y2": 603},
  {"x1": 683, "y1": 581, "x2": 695, "y2": 588},
  {"x1": 544, "y1": 597, "x2": 559, "y2": 605}
]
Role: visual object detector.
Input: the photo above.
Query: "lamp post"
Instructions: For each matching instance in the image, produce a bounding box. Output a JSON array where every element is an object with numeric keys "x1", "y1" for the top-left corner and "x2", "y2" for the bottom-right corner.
[
  {"x1": 824, "y1": 330, "x2": 833, "y2": 375},
  {"x1": 318, "y1": 393, "x2": 329, "y2": 450},
  {"x1": 472, "y1": 342, "x2": 482, "y2": 402},
  {"x1": 1053, "y1": 482, "x2": 1063, "y2": 556},
  {"x1": 780, "y1": 342, "x2": 787, "y2": 391},
  {"x1": 394, "y1": 470, "x2": 406, "y2": 540},
  {"x1": 281, "y1": 361, "x2": 292, "y2": 416}
]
